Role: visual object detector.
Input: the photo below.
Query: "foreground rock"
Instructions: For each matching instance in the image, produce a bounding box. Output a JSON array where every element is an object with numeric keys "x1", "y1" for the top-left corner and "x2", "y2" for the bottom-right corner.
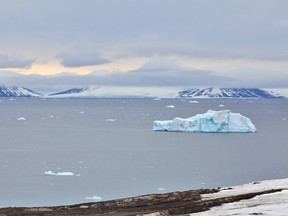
[{"x1": 1, "y1": 178, "x2": 287, "y2": 215}]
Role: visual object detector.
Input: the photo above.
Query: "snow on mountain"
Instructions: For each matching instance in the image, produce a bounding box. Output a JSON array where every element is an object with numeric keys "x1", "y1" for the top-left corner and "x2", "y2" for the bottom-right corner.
[
  {"x1": 48, "y1": 86, "x2": 180, "y2": 98},
  {"x1": 49, "y1": 87, "x2": 90, "y2": 96},
  {"x1": 47, "y1": 86, "x2": 286, "y2": 99},
  {"x1": 0, "y1": 86, "x2": 42, "y2": 97},
  {"x1": 178, "y1": 87, "x2": 284, "y2": 99}
]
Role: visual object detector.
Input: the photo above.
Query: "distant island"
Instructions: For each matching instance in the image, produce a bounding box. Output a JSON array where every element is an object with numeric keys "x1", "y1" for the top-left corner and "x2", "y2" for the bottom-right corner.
[
  {"x1": 177, "y1": 87, "x2": 284, "y2": 99},
  {"x1": 0, "y1": 86, "x2": 285, "y2": 98}
]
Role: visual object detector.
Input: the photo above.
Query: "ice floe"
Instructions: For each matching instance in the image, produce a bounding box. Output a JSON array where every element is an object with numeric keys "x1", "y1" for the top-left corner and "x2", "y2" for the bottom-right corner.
[
  {"x1": 218, "y1": 104, "x2": 225, "y2": 107},
  {"x1": 44, "y1": 171, "x2": 74, "y2": 176},
  {"x1": 105, "y1": 119, "x2": 117, "y2": 122},
  {"x1": 85, "y1": 196, "x2": 102, "y2": 201},
  {"x1": 165, "y1": 105, "x2": 175, "y2": 108},
  {"x1": 153, "y1": 110, "x2": 257, "y2": 133},
  {"x1": 18, "y1": 117, "x2": 26, "y2": 121},
  {"x1": 189, "y1": 100, "x2": 199, "y2": 104}
]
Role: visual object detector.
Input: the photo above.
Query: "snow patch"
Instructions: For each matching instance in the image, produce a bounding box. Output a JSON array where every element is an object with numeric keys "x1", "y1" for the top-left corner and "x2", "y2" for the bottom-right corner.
[{"x1": 191, "y1": 178, "x2": 288, "y2": 216}]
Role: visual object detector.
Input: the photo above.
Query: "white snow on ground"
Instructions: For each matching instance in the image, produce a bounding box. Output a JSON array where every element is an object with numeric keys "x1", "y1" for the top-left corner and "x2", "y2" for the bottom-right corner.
[
  {"x1": 264, "y1": 88, "x2": 288, "y2": 98},
  {"x1": 190, "y1": 178, "x2": 288, "y2": 216},
  {"x1": 44, "y1": 171, "x2": 74, "y2": 176}
]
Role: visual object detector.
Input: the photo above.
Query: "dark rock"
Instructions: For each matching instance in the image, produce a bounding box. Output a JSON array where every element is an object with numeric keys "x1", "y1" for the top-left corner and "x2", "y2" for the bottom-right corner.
[{"x1": 0, "y1": 188, "x2": 283, "y2": 215}]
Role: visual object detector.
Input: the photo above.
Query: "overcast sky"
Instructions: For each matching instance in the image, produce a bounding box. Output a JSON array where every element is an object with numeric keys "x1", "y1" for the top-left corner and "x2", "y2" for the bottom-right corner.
[{"x1": 0, "y1": 0, "x2": 287, "y2": 92}]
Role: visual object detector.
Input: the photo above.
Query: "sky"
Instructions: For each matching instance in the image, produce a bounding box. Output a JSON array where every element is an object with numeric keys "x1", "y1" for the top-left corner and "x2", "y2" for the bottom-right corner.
[{"x1": 0, "y1": 0, "x2": 288, "y2": 93}]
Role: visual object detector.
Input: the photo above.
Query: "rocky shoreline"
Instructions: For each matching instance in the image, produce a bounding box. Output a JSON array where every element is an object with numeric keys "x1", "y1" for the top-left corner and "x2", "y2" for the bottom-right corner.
[{"x1": 1, "y1": 178, "x2": 287, "y2": 216}]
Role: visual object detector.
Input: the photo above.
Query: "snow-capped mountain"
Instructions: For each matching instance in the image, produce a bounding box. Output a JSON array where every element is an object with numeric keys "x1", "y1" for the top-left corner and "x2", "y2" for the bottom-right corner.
[
  {"x1": 0, "y1": 86, "x2": 42, "y2": 97},
  {"x1": 178, "y1": 87, "x2": 284, "y2": 99},
  {"x1": 49, "y1": 87, "x2": 89, "y2": 96},
  {"x1": 49, "y1": 86, "x2": 159, "y2": 98}
]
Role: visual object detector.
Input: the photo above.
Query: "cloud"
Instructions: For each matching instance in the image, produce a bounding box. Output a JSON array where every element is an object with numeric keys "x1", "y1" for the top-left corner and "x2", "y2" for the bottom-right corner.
[
  {"x1": 56, "y1": 50, "x2": 111, "y2": 67},
  {"x1": 0, "y1": 55, "x2": 34, "y2": 69},
  {"x1": 0, "y1": 59, "x2": 235, "y2": 90},
  {"x1": 0, "y1": 0, "x2": 287, "y2": 69},
  {"x1": 116, "y1": 44, "x2": 288, "y2": 61},
  {"x1": 88, "y1": 59, "x2": 235, "y2": 87},
  {"x1": 1, "y1": 59, "x2": 287, "y2": 93}
]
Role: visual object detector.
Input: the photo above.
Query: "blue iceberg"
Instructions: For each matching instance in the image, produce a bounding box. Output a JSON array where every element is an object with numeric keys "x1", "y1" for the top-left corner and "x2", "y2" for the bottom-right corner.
[{"x1": 153, "y1": 110, "x2": 257, "y2": 133}]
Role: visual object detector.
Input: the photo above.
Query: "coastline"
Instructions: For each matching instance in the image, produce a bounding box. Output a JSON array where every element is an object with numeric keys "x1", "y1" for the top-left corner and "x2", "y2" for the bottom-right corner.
[{"x1": 1, "y1": 178, "x2": 287, "y2": 216}]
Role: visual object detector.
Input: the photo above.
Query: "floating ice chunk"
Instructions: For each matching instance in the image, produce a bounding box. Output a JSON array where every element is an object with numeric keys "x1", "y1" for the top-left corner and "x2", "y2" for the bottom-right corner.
[
  {"x1": 153, "y1": 110, "x2": 257, "y2": 133},
  {"x1": 166, "y1": 105, "x2": 175, "y2": 108},
  {"x1": 80, "y1": 111, "x2": 85, "y2": 114},
  {"x1": 85, "y1": 196, "x2": 102, "y2": 201},
  {"x1": 18, "y1": 117, "x2": 26, "y2": 121},
  {"x1": 153, "y1": 97, "x2": 161, "y2": 101},
  {"x1": 105, "y1": 119, "x2": 116, "y2": 122},
  {"x1": 218, "y1": 104, "x2": 225, "y2": 107},
  {"x1": 44, "y1": 171, "x2": 74, "y2": 176},
  {"x1": 158, "y1": 188, "x2": 165, "y2": 191},
  {"x1": 189, "y1": 100, "x2": 199, "y2": 104}
]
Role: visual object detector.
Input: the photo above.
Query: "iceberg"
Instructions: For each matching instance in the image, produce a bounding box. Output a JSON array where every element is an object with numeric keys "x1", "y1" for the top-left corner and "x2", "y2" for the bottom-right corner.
[
  {"x1": 153, "y1": 110, "x2": 257, "y2": 133},
  {"x1": 166, "y1": 105, "x2": 175, "y2": 108},
  {"x1": 189, "y1": 100, "x2": 199, "y2": 104},
  {"x1": 105, "y1": 119, "x2": 117, "y2": 122},
  {"x1": 44, "y1": 171, "x2": 74, "y2": 176},
  {"x1": 85, "y1": 196, "x2": 102, "y2": 201}
]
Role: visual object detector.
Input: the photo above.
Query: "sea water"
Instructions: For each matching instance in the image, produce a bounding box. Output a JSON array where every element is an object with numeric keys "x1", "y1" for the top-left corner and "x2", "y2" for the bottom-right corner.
[{"x1": 0, "y1": 98, "x2": 287, "y2": 207}]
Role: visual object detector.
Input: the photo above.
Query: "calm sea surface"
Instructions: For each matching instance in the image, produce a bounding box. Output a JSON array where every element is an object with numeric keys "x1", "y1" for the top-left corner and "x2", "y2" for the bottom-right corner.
[{"x1": 0, "y1": 98, "x2": 287, "y2": 207}]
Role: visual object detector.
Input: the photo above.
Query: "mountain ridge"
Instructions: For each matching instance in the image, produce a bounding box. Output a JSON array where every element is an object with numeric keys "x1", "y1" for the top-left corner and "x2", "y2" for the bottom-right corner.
[
  {"x1": 178, "y1": 87, "x2": 284, "y2": 99},
  {"x1": 0, "y1": 86, "x2": 42, "y2": 97},
  {"x1": 0, "y1": 86, "x2": 286, "y2": 98}
]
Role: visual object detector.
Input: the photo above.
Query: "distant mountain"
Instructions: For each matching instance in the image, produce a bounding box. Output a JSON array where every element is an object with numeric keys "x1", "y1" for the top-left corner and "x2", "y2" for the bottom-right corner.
[
  {"x1": 0, "y1": 86, "x2": 42, "y2": 97},
  {"x1": 178, "y1": 87, "x2": 284, "y2": 99},
  {"x1": 49, "y1": 88, "x2": 89, "y2": 96},
  {"x1": 49, "y1": 86, "x2": 153, "y2": 98}
]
